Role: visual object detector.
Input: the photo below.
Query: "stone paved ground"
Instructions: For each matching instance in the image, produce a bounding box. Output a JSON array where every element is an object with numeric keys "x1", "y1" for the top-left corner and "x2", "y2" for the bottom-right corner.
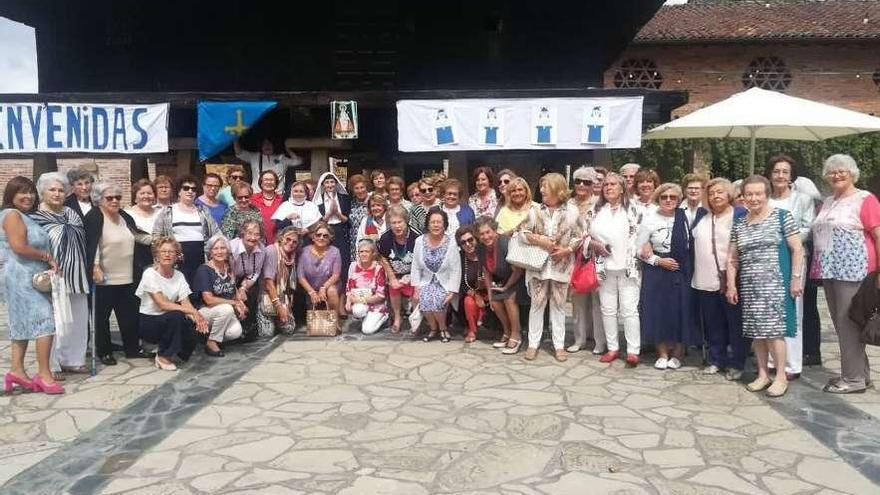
[{"x1": 1, "y1": 295, "x2": 879, "y2": 494}]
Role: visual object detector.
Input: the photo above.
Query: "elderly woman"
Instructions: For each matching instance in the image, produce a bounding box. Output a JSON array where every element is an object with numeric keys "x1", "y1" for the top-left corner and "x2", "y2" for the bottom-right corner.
[
  {"x1": 692, "y1": 178, "x2": 749, "y2": 380},
  {"x1": 378, "y1": 205, "x2": 419, "y2": 333},
  {"x1": 259, "y1": 226, "x2": 299, "y2": 336},
  {"x1": 197, "y1": 173, "x2": 228, "y2": 227},
  {"x1": 31, "y1": 173, "x2": 90, "y2": 376},
  {"x1": 221, "y1": 181, "x2": 264, "y2": 241},
  {"x1": 407, "y1": 181, "x2": 421, "y2": 206},
  {"x1": 194, "y1": 234, "x2": 245, "y2": 357},
  {"x1": 496, "y1": 169, "x2": 516, "y2": 199},
  {"x1": 681, "y1": 172, "x2": 707, "y2": 226},
  {"x1": 812, "y1": 154, "x2": 880, "y2": 394},
  {"x1": 588, "y1": 172, "x2": 643, "y2": 367},
  {"x1": 620, "y1": 163, "x2": 640, "y2": 197},
  {"x1": 593, "y1": 167, "x2": 607, "y2": 197},
  {"x1": 475, "y1": 217, "x2": 526, "y2": 352},
  {"x1": 637, "y1": 183, "x2": 700, "y2": 370},
  {"x1": 136, "y1": 237, "x2": 208, "y2": 370},
  {"x1": 370, "y1": 169, "x2": 388, "y2": 196},
  {"x1": 456, "y1": 225, "x2": 484, "y2": 343},
  {"x1": 154, "y1": 175, "x2": 175, "y2": 208},
  {"x1": 727, "y1": 175, "x2": 803, "y2": 398},
  {"x1": 230, "y1": 219, "x2": 266, "y2": 340},
  {"x1": 633, "y1": 168, "x2": 660, "y2": 215},
  {"x1": 409, "y1": 175, "x2": 442, "y2": 234},
  {"x1": 86, "y1": 181, "x2": 153, "y2": 365},
  {"x1": 218, "y1": 165, "x2": 247, "y2": 207},
  {"x1": 346, "y1": 174, "x2": 370, "y2": 259},
  {"x1": 314, "y1": 172, "x2": 351, "y2": 287},
  {"x1": 356, "y1": 192, "x2": 389, "y2": 244},
  {"x1": 1, "y1": 177, "x2": 63, "y2": 394},
  {"x1": 439, "y1": 179, "x2": 476, "y2": 236},
  {"x1": 387, "y1": 176, "x2": 412, "y2": 211},
  {"x1": 496, "y1": 177, "x2": 536, "y2": 236},
  {"x1": 412, "y1": 207, "x2": 461, "y2": 342},
  {"x1": 64, "y1": 168, "x2": 95, "y2": 221},
  {"x1": 469, "y1": 166, "x2": 499, "y2": 219},
  {"x1": 273, "y1": 181, "x2": 321, "y2": 238},
  {"x1": 126, "y1": 179, "x2": 159, "y2": 235},
  {"x1": 251, "y1": 170, "x2": 283, "y2": 244},
  {"x1": 766, "y1": 154, "x2": 816, "y2": 380},
  {"x1": 298, "y1": 222, "x2": 343, "y2": 316},
  {"x1": 521, "y1": 173, "x2": 582, "y2": 362},
  {"x1": 153, "y1": 175, "x2": 220, "y2": 290},
  {"x1": 567, "y1": 166, "x2": 605, "y2": 355},
  {"x1": 346, "y1": 239, "x2": 389, "y2": 334}
]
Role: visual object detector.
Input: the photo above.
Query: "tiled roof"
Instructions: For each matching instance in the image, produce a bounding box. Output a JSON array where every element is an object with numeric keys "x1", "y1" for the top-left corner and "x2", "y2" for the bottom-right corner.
[{"x1": 635, "y1": 1, "x2": 880, "y2": 43}]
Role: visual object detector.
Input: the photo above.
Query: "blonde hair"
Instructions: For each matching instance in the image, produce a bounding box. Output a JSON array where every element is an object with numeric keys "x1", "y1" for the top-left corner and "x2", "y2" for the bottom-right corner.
[
  {"x1": 151, "y1": 235, "x2": 181, "y2": 259},
  {"x1": 539, "y1": 173, "x2": 570, "y2": 204},
  {"x1": 504, "y1": 177, "x2": 533, "y2": 207}
]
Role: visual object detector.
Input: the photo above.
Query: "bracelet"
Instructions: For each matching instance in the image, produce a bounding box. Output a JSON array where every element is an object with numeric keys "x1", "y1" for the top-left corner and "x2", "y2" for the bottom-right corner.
[{"x1": 271, "y1": 297, "x2": 280, "y2": 303}]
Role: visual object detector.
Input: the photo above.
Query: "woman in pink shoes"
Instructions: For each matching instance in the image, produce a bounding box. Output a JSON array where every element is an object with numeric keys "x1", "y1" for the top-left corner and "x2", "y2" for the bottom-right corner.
[{"x1": 1, "y1": 177, "x2": 64, "y2": 394}]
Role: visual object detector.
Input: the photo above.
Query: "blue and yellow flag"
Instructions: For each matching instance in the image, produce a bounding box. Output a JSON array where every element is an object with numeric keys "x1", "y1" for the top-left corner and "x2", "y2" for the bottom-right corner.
[{"x1": 197, "y1": 101, "x2": 277, "y2": 161}]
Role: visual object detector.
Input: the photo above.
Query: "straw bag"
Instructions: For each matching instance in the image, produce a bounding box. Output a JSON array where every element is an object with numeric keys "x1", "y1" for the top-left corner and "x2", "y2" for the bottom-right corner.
[
  {"x1": 307, "y1": 301, "x2": 338, "y2": 336},
  {"x1": 506, "y1": 232, "x2": 549, "y2": 272}
]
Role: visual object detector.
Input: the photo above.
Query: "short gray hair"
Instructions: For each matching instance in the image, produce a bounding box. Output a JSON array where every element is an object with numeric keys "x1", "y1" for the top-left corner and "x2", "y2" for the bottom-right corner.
[
  {"x1": 36, "y1": 172, "x2": 70, "y2": 199},
  {"x1": 652, "y1": 183, "x2": 683, "y2": 204},
  {"x1": 823, "y1": 154, "x2": 860, "y2": 182},
  {"x1": 90, "y1": 181, "x2": 123, "y2": 203},
  {"x1": 387, "y1": 204, "x2": 410, "y2": 222},
  {"x1": 705, "y1": 177, "x2": 735, "y2": 206},
  {"x1": 205, "y1": 233, "x2": 230, "y2": 256},
  {"x1": 620, "y1": 163, "x2": 640, "y2": 175},
  {"x1": 66, "y1": 168, "x2": 94, "y2": 184},
  {"x1": 572, "y1": 166, "x2": 597, "y2": 182},
  {"x1": 238, "y1": 219, "x2": 263, "y2": 238}
]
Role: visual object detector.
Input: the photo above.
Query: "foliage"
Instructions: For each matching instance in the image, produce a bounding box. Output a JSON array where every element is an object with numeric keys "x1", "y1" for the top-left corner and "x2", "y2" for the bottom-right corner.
[{"x1": 611, "y1": 133, "x2": 880, "y2": 187}]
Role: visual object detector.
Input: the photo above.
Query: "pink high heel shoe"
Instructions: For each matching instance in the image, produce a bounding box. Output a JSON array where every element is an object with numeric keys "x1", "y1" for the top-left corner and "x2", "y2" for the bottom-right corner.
[
  {"x1": 154, "y1": 355, "x2": 177, "y2": 371},
  {"x1": 31, "y1": 375, "x2": 65, "y2": 395},
  {"x1": 4, "y1": 372, "x2": 34, "y2": 393}
]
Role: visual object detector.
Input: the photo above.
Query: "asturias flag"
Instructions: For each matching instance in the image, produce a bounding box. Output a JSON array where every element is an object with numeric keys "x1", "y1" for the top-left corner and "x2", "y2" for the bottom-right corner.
[{"x1": 197, "y1": 101, "x2": 277, "y2": 161}]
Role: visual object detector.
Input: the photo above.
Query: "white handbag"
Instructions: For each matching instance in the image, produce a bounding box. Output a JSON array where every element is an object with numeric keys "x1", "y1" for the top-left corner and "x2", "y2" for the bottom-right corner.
[{"x1": 506, "y1": 232, "x2": 549, "y2": 271}]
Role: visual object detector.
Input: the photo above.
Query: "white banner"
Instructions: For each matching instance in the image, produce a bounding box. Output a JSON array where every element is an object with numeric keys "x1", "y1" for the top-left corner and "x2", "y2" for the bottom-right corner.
[
  {"x1": 397, "y1": 97, "x2": 643, "y2": 152},
  {"x1": 0, "y1": 102, "x2": 169, "y2": 154}
]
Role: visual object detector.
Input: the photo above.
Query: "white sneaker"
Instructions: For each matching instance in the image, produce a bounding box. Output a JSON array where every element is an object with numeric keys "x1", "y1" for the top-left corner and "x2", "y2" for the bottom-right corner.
[
  {"x1": 566, "y1": 344, "x2": 582, "y2": 353},
  {"x1": 592, "y1": 346, "x2": 606, "y2": 355},
  {"x1": 654, "y1": 357, "x2": 668, "y2": 370},
  {"x1": 667, "y1": 357, "x2": 682, "y2": 369},
  {"x1": 702, "y1": 364, "x2": 720, "y2": 375}
]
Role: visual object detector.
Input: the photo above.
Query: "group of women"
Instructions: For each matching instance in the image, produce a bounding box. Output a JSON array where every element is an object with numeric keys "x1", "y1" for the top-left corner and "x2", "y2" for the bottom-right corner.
[{"x1": 2, "y1": 154, "x2": 876, "y2": 400}]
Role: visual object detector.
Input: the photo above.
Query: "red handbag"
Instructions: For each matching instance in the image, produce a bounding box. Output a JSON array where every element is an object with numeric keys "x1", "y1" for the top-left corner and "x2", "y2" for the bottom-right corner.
[{"x1": 570, "y1": 251, "x2": 599, "y2": 294}]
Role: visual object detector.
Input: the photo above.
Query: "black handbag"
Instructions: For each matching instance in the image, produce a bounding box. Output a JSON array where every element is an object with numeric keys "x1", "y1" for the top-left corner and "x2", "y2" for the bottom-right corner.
[{"x1": 861, "y1": 310, "x2": 880, "y2": 346}]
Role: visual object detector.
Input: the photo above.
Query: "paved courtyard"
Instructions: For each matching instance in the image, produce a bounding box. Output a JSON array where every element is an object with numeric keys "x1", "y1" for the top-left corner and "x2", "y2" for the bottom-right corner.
[{"x1": 1, "y1": 296, "x2": 880, "y2": 494}]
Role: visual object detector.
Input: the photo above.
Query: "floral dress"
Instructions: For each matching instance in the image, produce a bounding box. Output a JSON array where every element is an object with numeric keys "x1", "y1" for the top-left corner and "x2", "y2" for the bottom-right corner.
[
  {"x1": 419, "y1": 236, "x2": 450, "y2": 312},
  {"x1": 220, "y1": 205, "x2": 264, "y2": 241},
  {"x1": 469, "y1": 190, "x2": 499, "y2": 219}
]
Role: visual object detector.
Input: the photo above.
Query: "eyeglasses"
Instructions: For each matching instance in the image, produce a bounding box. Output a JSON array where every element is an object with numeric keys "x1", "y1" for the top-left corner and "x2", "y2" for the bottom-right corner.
[
  {"x1": 826, "y1": 170, "x2": 849, "y2": 177},
  {"x1": 659, "y1": 194, "x2": 679, "y2": 201},
  {"x1": 574, "y1": 179, "x2": 593, "y2": 186},
  {"x1": 235, "y1": 195, "x2": 250, "y2": 201},
  {"x1": 420, "y1": 187, "x2": 434, "y2": 193},
  {"x1": 104, "y1": 195, "x2": 122, "y2": 201},
  {"x1": 158, "y1": 249, "x2": 177, "y2": 255},
  {"x1": 460, "y1": 237, "x2": 475, "y2": 245},
  {"x1": 313, "y1": 232, "x2": 330, "y2": 239},
  {"x1": 230, "y1": 174, "x2": 245, "y2": 181},
  {"x1": 180, "y1": 185, "x2": 197, "y2": 192},
  {"x1": 686, "y1": 186, "x2": 703, "y2": 191}
]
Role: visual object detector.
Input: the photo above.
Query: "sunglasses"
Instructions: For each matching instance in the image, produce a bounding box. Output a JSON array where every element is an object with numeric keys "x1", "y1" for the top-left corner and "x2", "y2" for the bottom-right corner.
[
  {"x1": 420, "y1": 187, "x2": 434, "y2": 193},
  {"x1": 459, "y1": 237, "x2": 476, "y2": 245},
  {"x1": 104, "y1": 195, "x2": 122, "y2": 201},
  {"x1": 659, "y1": 194, "x2": 679, "y2": 201},
  {"x1": 574, "y1": 179, "x2": 592, "y2": 186},
  {"x1": 235, "y1": 195, "x2": 250, "y2": 201},
  {"x1": 180, "y1": 185, "x2": 197, "y2": 192},
  {"x1": 500, "y1": 179, "x2": 511, "y2": 184},
  {"x1": 230, "y1": 175, "x2": 245, "y2": 180}
]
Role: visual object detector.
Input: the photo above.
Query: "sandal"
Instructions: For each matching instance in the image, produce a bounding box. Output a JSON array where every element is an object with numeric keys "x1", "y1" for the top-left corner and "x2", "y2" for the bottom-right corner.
[
  {"x1": 60, "y1": 365, "x2": 89, "y2": 374},
  {"x1": 423, "y1": 331, "x2": 438, "y2": 342},
  {"x1": 464, "y1": 332, "x2": 476, "y2": 343},
  {"x1": 492, "y1": 335, "x2": 510, "y2": 349},
  {"x1": 746, "y1": 377, "x2": 772, "y2": 392},
  {"x1": 440, "y1": 331, "x2": 451, "y2": 343},
  {"x1": 51, "y1": 372, "x2": 67, "y2": 382},
  {"x1": 501, "y1": 339, "x2": 521, "y2": 355}
]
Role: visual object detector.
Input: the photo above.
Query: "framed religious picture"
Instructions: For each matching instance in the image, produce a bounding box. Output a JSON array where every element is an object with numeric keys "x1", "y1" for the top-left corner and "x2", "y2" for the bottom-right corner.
[{"x1": 331, "y1": 101, "x2": 358, "y2": 139}]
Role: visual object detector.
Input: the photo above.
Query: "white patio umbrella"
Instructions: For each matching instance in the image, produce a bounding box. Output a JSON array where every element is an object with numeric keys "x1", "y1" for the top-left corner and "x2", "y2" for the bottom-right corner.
[{"x1": 644, "y1": 87, "x2": 880, "y2": 174}]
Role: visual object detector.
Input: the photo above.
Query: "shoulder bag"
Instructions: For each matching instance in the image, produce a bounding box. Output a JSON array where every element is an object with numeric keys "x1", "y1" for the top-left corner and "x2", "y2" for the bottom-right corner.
[{"x1": 506, "y1": 231, "x2": 549, "y2": 272}]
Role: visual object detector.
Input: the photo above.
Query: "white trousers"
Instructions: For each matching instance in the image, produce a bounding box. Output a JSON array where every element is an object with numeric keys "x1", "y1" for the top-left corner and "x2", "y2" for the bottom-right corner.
[
  {"x1": 359, "y1": 311, "x2": 388, "y2": 335},
  {"x1": 769, "y1": 295, "x2": 803, "y2": 374},
  {"x1": 528, "y1": 279, "x2": 569, "y2": 350},
  {"x1": 51, "y1": 293, "x2": 89, "y2": 371},
  {"x1": 571, "y1": 291, "x2": 606, "y2": 351},
  {"x1": 199, "y1": 304, "x2": 243, "y2": 342},
  {"x1": 598, "y1": 270, "x2": 641, "y2": 355}
]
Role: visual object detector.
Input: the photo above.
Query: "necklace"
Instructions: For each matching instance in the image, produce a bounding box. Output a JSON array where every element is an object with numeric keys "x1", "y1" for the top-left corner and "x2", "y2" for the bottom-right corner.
[
  {"x1": 463, "y1": 255, "x2": 482, "y2": 291},
  {"x1": 310, "y1": 246, "x2": 327, "y2": 260},
  {"x1": 261, "y1": 193, "x2": 276, "y2": 205},
  {"x1": 208, "y1": 260, "x2": 228, "y2": 278}
]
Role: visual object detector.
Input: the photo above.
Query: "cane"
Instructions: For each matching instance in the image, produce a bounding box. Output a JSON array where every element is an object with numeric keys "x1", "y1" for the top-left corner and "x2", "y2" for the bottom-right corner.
[{"x1": 89, "y1": 281, "x2": 97, "y2": 377}]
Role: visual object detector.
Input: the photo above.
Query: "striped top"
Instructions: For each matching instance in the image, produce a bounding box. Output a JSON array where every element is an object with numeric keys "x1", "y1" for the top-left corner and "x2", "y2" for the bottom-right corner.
[
  {"x1": 30, "y1": 206, "x2": 90, "y2": 294},
  {"x1": 171, "y1": 204, "x2": 205, "y2": 242}
]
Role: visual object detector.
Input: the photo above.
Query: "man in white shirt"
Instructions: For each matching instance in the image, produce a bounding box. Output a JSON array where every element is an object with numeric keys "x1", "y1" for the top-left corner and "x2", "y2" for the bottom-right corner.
[{"x1": 234, "y1": 138, "x2": 303, "y2": 193}]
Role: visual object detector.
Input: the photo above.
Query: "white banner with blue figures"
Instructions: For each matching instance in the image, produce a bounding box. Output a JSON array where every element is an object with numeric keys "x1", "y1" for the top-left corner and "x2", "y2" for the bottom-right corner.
[
  {"x1": 396, "y1": 97, "x2": 642, "y2": 152},
  {"x1": 0, "y1": 102, "x2": 169, "y2": 154}
]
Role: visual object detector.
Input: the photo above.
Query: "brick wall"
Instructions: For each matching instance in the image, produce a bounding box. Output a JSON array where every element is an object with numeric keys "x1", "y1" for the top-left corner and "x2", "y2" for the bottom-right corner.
[
  {"x1": 0, "y1": 159, "x2": 35, "y2": 188},
  {"x1": 605, "y1": 42, "x2": 880, "y2": 117},
  {"x1": 57, "y1": 158, "x2": 132, "y2": 205}
]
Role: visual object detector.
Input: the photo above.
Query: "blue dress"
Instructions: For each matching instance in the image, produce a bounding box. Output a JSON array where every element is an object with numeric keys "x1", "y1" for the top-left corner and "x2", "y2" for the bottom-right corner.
[
  {"x1": 419, "y1": 236, "x2": 450, "y2": 312},
  {"x1": 0, "y1": 209, "x2": 55, "y2": 340}
]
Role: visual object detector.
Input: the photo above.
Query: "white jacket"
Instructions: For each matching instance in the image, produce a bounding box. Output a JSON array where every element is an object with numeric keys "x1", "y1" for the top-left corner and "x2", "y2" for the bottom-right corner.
[{"x1": 411, "y1": 234, "x2": 461, "y2": 297}]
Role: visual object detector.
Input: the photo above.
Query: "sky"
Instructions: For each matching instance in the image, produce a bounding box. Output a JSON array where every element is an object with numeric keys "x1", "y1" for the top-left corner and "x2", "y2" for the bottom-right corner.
[{"x1": 0, "y1": 16, "x2": 38, "y2": 94}]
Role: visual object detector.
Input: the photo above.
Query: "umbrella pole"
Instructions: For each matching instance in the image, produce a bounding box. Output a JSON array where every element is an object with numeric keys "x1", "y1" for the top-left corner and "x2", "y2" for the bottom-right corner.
[{"x1": 748, "y1": 126, "x2": 757, "y2": 176}]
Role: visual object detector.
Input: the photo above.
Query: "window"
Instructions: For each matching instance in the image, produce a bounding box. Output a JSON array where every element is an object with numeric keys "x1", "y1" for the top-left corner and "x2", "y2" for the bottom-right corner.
[
  {"x1": 613, "y1": 59, "x2": 663, "y2": 90},
  {"x1": 742, "y1": 57, "x2": 792, "y2": 92}
]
